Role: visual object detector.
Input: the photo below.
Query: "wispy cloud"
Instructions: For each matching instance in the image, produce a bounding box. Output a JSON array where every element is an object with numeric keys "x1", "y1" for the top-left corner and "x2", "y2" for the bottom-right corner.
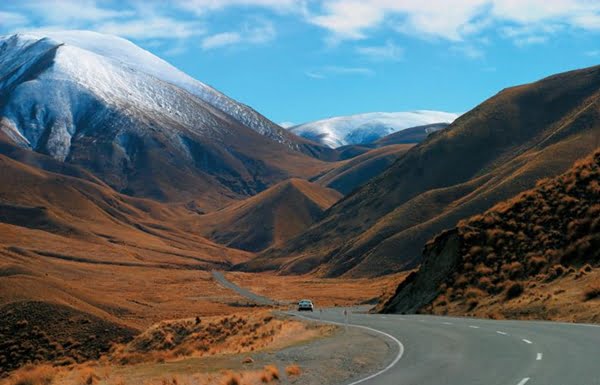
[
  {"x1": 97, "y1": 18, "x2": 205, "y2": 40},
  {"x1": 201, "y1": 18, "x2": 276, "y2": 50},
  {"x1": 202, "y1": 32, "x2": 241, "y2": 49},
  {"x1": 307, "y1": 0, "x2": 600, "y2": 52},
  {"x1": 585, "y1": 49, "x2": 600, "y2": 57},
  {"x1": 356, "y1": 40, "x2": 403, "y2": 61},
  {"x1": 450, "y1": 44, "x2": 485, "y2": 59},
  {"x1": 306, "y1": 65, "x2": 374, "y2": 79},
  {"x1": 0, "y1": 11, "x2": 28, "y2": 27}
]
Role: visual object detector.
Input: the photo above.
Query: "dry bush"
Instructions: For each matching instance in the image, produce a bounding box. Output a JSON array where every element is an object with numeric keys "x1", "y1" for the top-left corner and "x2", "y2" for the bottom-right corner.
[
  {"x1": 584, "y1": 285, "x2": 600, "y2": 301},
  {"x1": 77, "y1": 367, "x2": 100, "y2": 385},
  {"x1": 505, "y1": 282, "x2": 524, "y2": 300},
  {"x1": 285, "y1": 365, "x2": 301, "y2": 376},
  {"x1": 262, "y1": 365, "x2": 279, "y2": 382},
  {"x1": 464, "y1": 287, "x2": 485, "y2": 299},
  {"x1": 8, "y1": 365, "x2": 56, "y2": 385},
  {"x1": 221, "y1": 372, "x2": 242, "y2": 385}
]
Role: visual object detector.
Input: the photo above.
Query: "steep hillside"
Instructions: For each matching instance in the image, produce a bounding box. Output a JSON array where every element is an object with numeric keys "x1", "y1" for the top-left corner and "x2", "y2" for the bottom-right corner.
[
  {"x1": 373, "y1": 123, "x2": 449, "y2": 146},
  {"x1": 0, "y1": 149, "x2": 250, "y2": 269},
  {"x1": 0, "y1": 32, "x2": 332, "y2": 208},
  {"x1": 289, "y1": 111, "x2": 457, "y2": 148},
  {"x1": 195, "y1": 179, "x2": 341, "y2": 252},
  {"x1": 382, "y1": 149, "x2": 600, "y2": 322},
  {"x1": 245, "y1": 65, "x2": 600, "y2": 277},
  {"x1": 315, "y1": 144, "x2": 414, "y2": 195}
]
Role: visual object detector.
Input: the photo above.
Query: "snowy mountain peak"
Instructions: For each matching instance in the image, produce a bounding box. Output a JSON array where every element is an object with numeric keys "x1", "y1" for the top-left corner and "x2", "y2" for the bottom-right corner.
[
  {"x1": 0, "y1": 30, "x2": 296, "y2": 151},
  {"x1": 289, "y1": 111, "x2": 459, "y2": 148}
]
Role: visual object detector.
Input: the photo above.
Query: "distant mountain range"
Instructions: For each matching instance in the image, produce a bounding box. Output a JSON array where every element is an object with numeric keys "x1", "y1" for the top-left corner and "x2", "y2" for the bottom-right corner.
[
  {"x1": 288, "y1": 111, "x2": 458, "y2": 148},
  {"x1": 0, "y1": 31, "x2": 334, "y2": 207},
  {"x1": 244, "y1": 64, "x2": 600, "y2": 277}
]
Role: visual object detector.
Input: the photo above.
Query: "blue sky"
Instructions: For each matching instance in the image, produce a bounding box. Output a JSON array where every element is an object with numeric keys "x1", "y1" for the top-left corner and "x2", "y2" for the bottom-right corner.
[{"x1": 1, "y1": 1, "x2": 599, "y2": 125}]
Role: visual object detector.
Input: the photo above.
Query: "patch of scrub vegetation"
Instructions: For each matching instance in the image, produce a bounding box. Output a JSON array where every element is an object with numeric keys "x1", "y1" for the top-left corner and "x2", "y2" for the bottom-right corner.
[
  {"x1": 425, "y1": 149, "x2": 600, "y2": 318},
  {"x1": 110, "y1": 311, "x2": 328, "y2": 365}
]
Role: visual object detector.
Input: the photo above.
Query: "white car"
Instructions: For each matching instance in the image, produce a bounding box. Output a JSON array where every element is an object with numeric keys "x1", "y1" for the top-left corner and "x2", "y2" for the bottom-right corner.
[{"x1": 298, "y1": 299, "x2": 314, "y2": 312}]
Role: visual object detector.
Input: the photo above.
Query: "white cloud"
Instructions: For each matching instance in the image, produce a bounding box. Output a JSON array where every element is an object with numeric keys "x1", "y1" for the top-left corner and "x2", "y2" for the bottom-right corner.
[
  {"x1": 174, "y1": 0, "x2": 305, "y2": 14},
  {"x1": 306, "y1": 66, "x2": 374, "y2": 79},
  {"x1": 201, "y1": 18, "x2": 276, "y2": 50},
  {"x1": 307, "y1": 0, "x2": 600, "y2": 46},
  {"x1": 0, "y1": 11, "x2": 28, "y2": 27},
  {"x1": 97, "y1": 17, "x2": 205, "y2": 40},
  {"x1": 356, "y1": 40, "x2": 403, "y2": 61},
  {"x1": 19, "y1": 0, "x2": 133, "y2": 24},
  {"x1": 201, "y1": 32, "x2": 242, "y2": 49}
]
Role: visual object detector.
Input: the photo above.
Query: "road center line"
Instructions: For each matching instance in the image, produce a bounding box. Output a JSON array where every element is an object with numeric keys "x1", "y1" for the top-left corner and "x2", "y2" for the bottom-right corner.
[
  {"x1": 522, "y1": 339, "x2": 533, "y2": 344},
  {"x1": 469, "y1": 325, "x2": 480, "y2": 329},
  {"x1": 517, "y1": 378, "x2": 530, "y2": 385},
  {"x1": 536, "y1": 353, "x2": 543, "y2": 360},
  {"x1": 496, "y1": 331, "x2": 508, "y2": 335}
]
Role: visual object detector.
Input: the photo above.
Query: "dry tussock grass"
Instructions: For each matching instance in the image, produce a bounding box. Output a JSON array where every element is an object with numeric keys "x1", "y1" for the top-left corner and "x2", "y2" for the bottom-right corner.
[
  {"x1": 108, "y1": 311, "x2": 326, "y2": 365},
  {"x1": 284, "y1": 365, "x2": 301, "y2": 376},
  {"x1": 432, "y1": 149, "x2": 600, "y2": 314},
  {"x1": 4, "y1": 362, "x2": 295, "y2": 385},
  {"x1": 5, "y1": 365, "x2": 55, "y2": 385}
]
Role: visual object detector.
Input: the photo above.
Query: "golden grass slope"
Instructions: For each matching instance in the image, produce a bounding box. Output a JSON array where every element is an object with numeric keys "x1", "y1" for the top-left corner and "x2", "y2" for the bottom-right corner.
[
  {"x1": 195, "y1": 179, "x2": 341, "y2": 252},
  {"x1": 383, "y1": 149, "x2": 600, "y2": 322},
  {"x1": 248, "y1": 64, "x2": 600, "y2": 277}
]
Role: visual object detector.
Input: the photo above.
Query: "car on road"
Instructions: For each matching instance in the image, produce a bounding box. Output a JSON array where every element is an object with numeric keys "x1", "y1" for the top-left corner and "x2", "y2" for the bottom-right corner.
[{"x1": 298, "y1": 299, "x2": 314, "y2": 311}]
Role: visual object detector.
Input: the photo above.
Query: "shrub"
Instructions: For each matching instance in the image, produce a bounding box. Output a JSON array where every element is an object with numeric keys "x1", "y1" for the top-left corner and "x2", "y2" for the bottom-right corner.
[
  {"x1": 584, "y1": 285, "x2": 600, "y2": 301},
  {"x1": 465, "y1": 288, "x2": 485, "y2": 299},
  {"x1": 264, "y1": 365, "x2": 279, "y2": 380},
  {"x1": 221, "y1": 372, "x2": 241, "y2": 385},
  {"x1": 528, "y1": 255, "x2": 547, "y2": 273},
  {"x1": 10, "y1": 365, "x2": 56, "y2": 385},
  {"x1": 505, "y1": 282, "x2": 524, "y2": 299},
  {"x1": 285, "y1": 365, "x2": 301, "y2": 376}
]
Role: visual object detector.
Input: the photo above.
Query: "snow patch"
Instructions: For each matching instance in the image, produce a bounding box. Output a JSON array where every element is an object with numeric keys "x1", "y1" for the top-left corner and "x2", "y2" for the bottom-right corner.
[{"x1": 289, "y1": 111, "x2": 460, "y2": 148}]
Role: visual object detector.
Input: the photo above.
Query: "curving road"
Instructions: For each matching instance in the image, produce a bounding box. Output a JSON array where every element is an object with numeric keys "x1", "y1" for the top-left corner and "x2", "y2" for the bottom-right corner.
[{"x1": 213, "y1": 271, "x2": 600, "y2": 385}]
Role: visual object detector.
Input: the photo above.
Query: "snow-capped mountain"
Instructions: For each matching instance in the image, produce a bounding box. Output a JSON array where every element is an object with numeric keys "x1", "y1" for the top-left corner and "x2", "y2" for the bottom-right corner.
[
  {"x1": 0, "y1": 31, "x2": 327, "y2": 205},
  {"x1": 288, "y1": 111, "x2": 459, "y2": 148},
  {"x1": 0, "y1": 31, "x2": 312, "y2": 152}
]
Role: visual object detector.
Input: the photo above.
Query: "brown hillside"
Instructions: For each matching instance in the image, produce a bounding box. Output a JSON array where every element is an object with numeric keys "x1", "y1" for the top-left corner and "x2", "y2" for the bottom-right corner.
[
  {"x1": 315, "y1": 144, "x2": 414, "y2": 195},
  {"x1": 0, "y1": 149, "x2": 254, "y2": 346},
  {"x1": 244, "y1": 64, "x2": 600, "y2": 277},
  {"x1": 381, "y1": 149, "x2": 600, "y2": 322},
  {"x1": 195, "y1": 179, "x2": 341, "y2": 252}
]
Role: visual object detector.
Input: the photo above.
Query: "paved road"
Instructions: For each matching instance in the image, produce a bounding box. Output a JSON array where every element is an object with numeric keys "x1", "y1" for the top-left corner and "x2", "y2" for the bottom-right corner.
[
  {"x1": 211, "y1": 270, "x2": 278, "y2": 306},
  {"x1": 213, "y1": 271, "x2": 600, "y2": 385}
]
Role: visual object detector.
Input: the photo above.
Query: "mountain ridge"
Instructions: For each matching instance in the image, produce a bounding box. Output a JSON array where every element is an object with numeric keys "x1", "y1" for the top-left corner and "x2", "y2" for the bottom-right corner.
[{"x1": 242, "y1": 64, "x2": 600, "y2": 277}]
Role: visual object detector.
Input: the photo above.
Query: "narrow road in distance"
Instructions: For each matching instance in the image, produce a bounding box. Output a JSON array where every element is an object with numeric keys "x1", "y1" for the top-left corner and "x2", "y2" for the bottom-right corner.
[{"x1": 212, "y1": 270, "x2": 600, "y2": 385}]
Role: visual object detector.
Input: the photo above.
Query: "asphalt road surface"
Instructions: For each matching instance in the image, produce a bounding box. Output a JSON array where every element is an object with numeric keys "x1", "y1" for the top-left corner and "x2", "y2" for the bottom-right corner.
[
  {"x1": 211, "y1": 270, "x2": 279, "y2": 306},
  {"x1": 213, "y1": 271, "x2": 600, "y2": 385}
]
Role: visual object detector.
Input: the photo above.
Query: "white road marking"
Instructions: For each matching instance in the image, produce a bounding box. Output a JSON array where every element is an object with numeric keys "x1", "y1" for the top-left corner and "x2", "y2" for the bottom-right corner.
[
  {"x1": 398, "y1": 317, "x2": 406, "y2": 321},
  {"x1": 290, "y1": 312, "x2": 405, "y2": 385},
  {"x1": 537, "y1": 353, "x2": 543, "y2": 360},
  {"x1": 517, "y1": 378, "x2": 530, "y2": 385},
  {"x1": 496, "y1": 331, "x2": 508, "y2": 335},
  {"x1": 469, "y1": 325, "x2": 480, "y2": 329},
  {"x1": 522, "y1": 339, "x2": 533, "y2": 344},
  {"x1": 381, "y1": 316, "x2": 388, "y2": 319},
  {"x1": 442, "y1": 322, "x2": 453, "y2": 325}
]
